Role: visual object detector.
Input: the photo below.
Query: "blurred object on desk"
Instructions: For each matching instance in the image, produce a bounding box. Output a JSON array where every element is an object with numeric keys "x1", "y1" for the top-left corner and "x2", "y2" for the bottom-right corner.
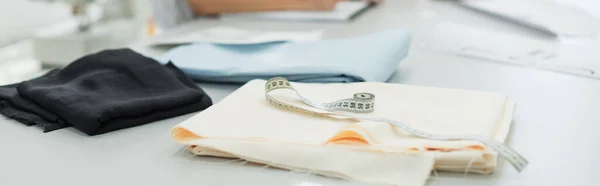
[
  {"x1": 552, "y1": 0, "x2": 600, "y2": 49},
  {"x1": 460, "y1": 0, "x2": 600, "y2": 37},
  {"x1": 0, "y1": 41, "x2": 44, "y2": 86},
  {"x1": 149, "y1": 26, "x2": 324, "y2": 46},
  {"x1": 0, "y1": 1, "x2": 70, "y2": 47},
  {"x1": 33, "y1": 19, "x2": 137, "y2": 67},
  {"x1": 420, "y1": 22, "x2": 600, "y2": 79},
  {"x1": 150, "y1": 0, "x2": 194, "y2": 30},
  {"x1": 151, "y1": 0, "x2": 376, "y2": 30},
  {"x1": 188, "y1": 0, "x2": 342, "y2": 15},
  {"x1": 220, "y1": 1, "x2": 371, "y2": 22},
  {"x1": 553, "y1": 0, "x2": 600, "y2": 20},
  {"x1": 30, "y1": 0, "x2": 151, "y2": 67}
]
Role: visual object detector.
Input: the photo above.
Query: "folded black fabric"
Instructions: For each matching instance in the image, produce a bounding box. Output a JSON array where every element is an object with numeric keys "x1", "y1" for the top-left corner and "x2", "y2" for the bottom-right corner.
[
  {"x1": 1, "y1": 49, "x2": 212, "y2": 135},
  {"x1": 0, "y1": 70, "x2": 68, "y2": 132}
]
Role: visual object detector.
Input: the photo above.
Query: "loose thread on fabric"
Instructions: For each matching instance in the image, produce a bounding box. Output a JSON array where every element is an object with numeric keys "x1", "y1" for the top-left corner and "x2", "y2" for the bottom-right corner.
[
  {"x1": 432, "y1": 168, "x2": 439, "y2": 179},
  {"x1": 431, "y1": 152, "x2": 440, "y2": 179},
  {"x1": 426, "y1": 156, "x2": 480, "y2": 183},
  {"x1": 463, "y1": 157, "x2": 477, "y2": 178},
  {"x1": 164, "y1": 129, "x2": 173, "y2": 138},
  {"x1": 238, "y1": 160, "x2": 249, "y2": 166},
  {"x1": 168, "y1": 141, "x2": 248, "y2": 167},
  {"x1": 172, "y1": 140, "x2": 494, "y2": 185},
  {"x1": 171, "y1": 127, "x2": 490, "y2": 183}
]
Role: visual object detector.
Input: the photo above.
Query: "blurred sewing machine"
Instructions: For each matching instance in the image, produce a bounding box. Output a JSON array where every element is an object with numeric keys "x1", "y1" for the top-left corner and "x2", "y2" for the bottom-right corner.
[{"x1": 31, "y1": 0, "x2": 151, "y2": 67}]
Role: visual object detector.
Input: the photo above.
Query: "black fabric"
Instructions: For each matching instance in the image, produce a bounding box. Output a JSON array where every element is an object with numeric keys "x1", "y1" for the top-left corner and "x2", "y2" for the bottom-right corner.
[
  {"x1": 0, "y1": 49, "x2": 212, "y2": 135},
  {"x1": 0, "y1": 70, "x2": 67, "y2": 132},
  {"x1": 0, "y1": 101, "x2": 67, "y2": 132}
]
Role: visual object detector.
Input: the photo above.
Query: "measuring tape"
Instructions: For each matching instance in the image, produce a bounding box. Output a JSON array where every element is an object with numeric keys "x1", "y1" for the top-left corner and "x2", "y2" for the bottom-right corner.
[{"x1": 265, "y1": 77, "x2": 528, "y2": 172}]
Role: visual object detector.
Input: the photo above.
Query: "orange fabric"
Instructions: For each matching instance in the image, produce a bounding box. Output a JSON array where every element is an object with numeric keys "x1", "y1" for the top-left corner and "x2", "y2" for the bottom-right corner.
[
  {"x1": 172, "y1": 128, "x2": 202, "y2": 142},
  {"x1": 326, "y1": 130, "x2": 369, "y2": 145},
  {"x1": 467, "y1": 145, "x2": 485, "y2": 151}
]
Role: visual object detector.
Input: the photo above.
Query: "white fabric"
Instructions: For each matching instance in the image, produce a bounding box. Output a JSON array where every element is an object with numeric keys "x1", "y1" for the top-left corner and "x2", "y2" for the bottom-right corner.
[
  {"x1": 171, "y1": 79, "x2": 516, "y2": 185},
  {"x1": 188, "y1": 139, "x2": 435, "y2": 186}
]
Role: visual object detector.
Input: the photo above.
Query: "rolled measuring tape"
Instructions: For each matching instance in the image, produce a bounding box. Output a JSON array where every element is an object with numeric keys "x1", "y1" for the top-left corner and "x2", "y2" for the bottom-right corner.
[{"x1": 265, "y1": 77, "x2": 528, "y2": 172}]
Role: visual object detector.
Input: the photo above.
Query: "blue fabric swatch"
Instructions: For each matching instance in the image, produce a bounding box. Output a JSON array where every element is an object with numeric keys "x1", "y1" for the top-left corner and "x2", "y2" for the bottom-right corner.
[{"x1": 158, "y1": 28, "x2": 411, "y2": 83}]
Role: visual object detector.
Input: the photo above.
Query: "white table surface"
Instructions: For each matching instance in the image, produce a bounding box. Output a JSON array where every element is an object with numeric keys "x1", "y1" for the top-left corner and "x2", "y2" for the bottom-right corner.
[{"x1": 2, "y1": 0, "x2": 599, "y2": 186}]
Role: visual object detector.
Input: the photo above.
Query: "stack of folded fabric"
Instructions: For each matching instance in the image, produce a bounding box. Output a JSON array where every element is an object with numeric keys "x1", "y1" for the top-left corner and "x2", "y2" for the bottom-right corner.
[
  {"x1": 0, "y1": 49, "x2": 212, "y2": 135},
  {"x1": 159, "y1": 28, "x2": 411, "y2": 83},
  {"x1": 171, "y1": 79, "x2": 518, "y2": 186}
]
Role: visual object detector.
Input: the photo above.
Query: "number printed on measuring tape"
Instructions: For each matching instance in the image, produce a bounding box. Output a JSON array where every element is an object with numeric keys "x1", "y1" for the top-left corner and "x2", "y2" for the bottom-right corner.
[{"x1": 264, "y1": 77, "x2": 528, "y2": 172}]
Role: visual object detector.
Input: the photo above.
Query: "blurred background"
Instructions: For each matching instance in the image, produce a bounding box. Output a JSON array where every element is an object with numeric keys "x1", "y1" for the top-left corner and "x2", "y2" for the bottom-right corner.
[
  {"x1": 0, "y1": 0, "x2": 152, "y2": 84},
  {"x1": 0, "y1": 0, "x2": 599, "y2": 85},
  {"x1": 0, "y1": 0, "x2": 154, "y2": 46}
]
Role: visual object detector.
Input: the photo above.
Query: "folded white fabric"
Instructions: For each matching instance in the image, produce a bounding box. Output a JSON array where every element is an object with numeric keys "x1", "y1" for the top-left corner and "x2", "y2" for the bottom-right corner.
[{"x1": 171, "y1": 79, "x2": 516, "y2": 185}]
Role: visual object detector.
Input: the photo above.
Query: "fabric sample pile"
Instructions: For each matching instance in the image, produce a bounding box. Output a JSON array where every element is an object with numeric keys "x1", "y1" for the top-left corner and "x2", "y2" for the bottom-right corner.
[
  {"x1": 0, "y1": 49, "x2": 212, "y2": 135},
  {"x1": 158, "y1": 28, "x2": 411, "y2": 83},
  {"x1": 171, "y1": 79, "x2": 517, "y2": 185}
]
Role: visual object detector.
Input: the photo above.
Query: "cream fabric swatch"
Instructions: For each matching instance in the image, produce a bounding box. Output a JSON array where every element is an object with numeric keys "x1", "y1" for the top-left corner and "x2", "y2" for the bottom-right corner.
[{"x1": 171, "y1": 79, "x2": 516, "y2": 185}]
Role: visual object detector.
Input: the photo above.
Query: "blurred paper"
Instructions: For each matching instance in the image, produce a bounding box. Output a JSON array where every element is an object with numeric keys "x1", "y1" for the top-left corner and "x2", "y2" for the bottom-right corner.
[
  {"x1": 552, "y1": 0, "x2": 600, "y2": 20},
  {"x1": 219, "y1": 1, "x2": 370, "y2": 22},
  {"x1": 460, "y1": 0, "x2": 600, "y2": 37},
  {"x1": 420, "y1": 22, "x2": 600, "y2": 79},
  {"x1": 149, "y1": 26, "x2": 324, "y2": 45}
]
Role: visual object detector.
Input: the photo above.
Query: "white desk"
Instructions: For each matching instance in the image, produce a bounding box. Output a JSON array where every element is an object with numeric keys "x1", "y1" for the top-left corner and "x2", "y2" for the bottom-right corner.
[{"x1": 1, "y1": 1, "x2": 598, "y2": 186}]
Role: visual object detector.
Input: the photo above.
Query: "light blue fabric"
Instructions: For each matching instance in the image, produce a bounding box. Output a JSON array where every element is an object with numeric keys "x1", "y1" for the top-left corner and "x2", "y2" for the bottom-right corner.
[{"x1": 158, "y1": 28, "x2": 411, "y2": 83}]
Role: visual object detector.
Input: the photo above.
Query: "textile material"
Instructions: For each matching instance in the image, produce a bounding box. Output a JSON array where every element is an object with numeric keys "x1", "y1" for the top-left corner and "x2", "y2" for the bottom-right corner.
[
  {"x1": 189, "y1": 139, "x2": 435, "y2": 186},
  {"x1": 171, "y1": 79, "x2": 516, "y2": 185},
  {"x1": 1, "y1": 49, "x2": 213, "y2": 135},
  {"x1": 158, "y1": 28, "x2": 410, "y2": 83},
  {"x1": 0, "y1": 70, "x2": 67, "y2": 132}
]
